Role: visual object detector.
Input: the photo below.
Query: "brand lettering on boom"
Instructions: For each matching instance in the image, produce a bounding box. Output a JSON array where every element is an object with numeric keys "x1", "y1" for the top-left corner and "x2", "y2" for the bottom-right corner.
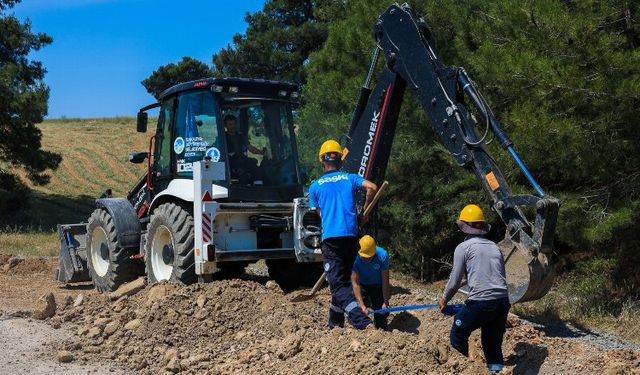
[{"x1": 359, "y1": 110, "x2": 380, "y2": 176}]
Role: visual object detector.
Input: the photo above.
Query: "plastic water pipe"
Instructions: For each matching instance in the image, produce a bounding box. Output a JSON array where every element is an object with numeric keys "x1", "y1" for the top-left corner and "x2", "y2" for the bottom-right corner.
[{"x1": 369, "y1": 303, "x2": 463, "y2": 316}]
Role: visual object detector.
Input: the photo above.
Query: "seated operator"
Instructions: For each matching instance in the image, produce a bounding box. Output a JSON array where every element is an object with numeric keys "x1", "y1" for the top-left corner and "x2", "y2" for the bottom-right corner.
[{"x1": 223, "y1": 114, "x2": 265, "y2": 184}]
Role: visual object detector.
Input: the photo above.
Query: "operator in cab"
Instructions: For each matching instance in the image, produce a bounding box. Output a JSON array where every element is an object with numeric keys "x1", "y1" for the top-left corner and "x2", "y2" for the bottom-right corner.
[
  {"x1": 309, "y1": 139, "x2": 377, "y2": 330},
  {"x1": 351, "y1": 235, "x2": 391, "y2": 330},
  {"x1": 223, "y1": 114, "x2": 265, "y2": 184},
  {"x1": 438, "y1": 204, "x2": 510, "y2": 373}
]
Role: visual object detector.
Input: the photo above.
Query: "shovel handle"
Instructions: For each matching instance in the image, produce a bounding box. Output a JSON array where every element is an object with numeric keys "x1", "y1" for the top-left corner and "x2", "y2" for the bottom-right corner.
[
  {"x1": 309, "y1": 272, "x2": 326, "y2": 294},
  {"x1": 363, "y1": 181, "x2": 389, "y2": 218}
]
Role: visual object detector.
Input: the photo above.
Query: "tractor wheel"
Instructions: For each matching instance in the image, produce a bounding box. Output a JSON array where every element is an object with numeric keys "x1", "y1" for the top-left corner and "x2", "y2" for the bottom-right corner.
[
  {"x1": 86, "y1": 209, "x2": 142, "y2": 293},
  {"x1": 266, "y1": 259, "x2": 323, "y2": 293},
  {"x1": 145, "y1": 202, "x2": 196, "y2": 284}
]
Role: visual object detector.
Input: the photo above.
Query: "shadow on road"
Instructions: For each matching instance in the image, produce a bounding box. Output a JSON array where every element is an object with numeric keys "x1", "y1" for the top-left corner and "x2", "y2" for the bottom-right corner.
[{"x1": 518, "y1": 314, "x2": 596, "y2": 339}]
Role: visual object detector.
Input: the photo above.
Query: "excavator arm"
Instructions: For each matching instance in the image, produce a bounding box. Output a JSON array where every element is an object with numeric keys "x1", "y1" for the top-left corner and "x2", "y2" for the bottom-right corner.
[{"x1": 342, "y1": 3, "x2": 559, "y2": 303}]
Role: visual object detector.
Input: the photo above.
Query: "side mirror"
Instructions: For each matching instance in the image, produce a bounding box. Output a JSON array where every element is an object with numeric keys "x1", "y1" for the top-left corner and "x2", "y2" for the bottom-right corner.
[
  {"x1": 136, "y1": 111, "x2": 148, "y2": 133},
  {"x1": 128, "y1": 152, "x2": 149, "y2": 164}
]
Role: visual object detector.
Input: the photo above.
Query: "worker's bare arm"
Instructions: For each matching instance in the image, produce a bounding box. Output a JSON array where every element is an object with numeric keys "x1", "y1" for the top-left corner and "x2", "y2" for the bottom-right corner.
[
  {"x1": 361, "y1": 180, "x2": 378, "y2": 213},
  {"x1": 381, "y1": 270, "x2": 391, "y2": 308}
]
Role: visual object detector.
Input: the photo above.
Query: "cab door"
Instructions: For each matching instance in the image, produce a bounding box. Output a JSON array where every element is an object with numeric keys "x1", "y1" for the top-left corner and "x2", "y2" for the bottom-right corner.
[{"x1": 153, "y1": 97, "x2": 176, "y2": 192}]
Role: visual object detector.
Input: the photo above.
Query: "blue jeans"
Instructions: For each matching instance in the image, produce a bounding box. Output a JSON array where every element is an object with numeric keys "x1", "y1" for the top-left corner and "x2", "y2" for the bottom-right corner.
[
  {"x1": 321, "y1": 237, "x2": 372, "y2": 329},
  {"x1": 361, "y1": 284, "x2": 389, "y2": 330},
  {"x1": 450, "y1": 297, "x2": 510, "y2": 366}
]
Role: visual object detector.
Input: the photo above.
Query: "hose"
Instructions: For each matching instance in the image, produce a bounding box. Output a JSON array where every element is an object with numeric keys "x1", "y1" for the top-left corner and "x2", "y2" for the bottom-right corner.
[{"x1": 369, "y1": 303, "x2": 463, "y2": 316}]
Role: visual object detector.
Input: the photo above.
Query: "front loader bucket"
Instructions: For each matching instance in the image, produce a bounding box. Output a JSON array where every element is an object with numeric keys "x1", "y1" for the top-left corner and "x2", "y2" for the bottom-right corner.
[{"x1": 56, "y1": 224, "x2": 91, "y2": 283}]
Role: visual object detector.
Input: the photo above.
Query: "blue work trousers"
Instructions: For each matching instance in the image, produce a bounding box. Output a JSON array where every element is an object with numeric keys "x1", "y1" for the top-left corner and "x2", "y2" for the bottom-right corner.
[
  {"x1": 450, "y1": 297, "x2": 510, "y2": 366},
  {"x1": 321, "y1": 237, "x2": 372, "y2": 329},
  {"x1": 361, "y1": 284, "x2": 389, "y2": 330}
]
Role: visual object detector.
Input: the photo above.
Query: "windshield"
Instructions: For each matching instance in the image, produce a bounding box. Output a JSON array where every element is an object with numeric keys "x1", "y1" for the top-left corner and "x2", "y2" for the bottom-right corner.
[
  {"x1": 220, "y1": 96, "x2": 299, "y2": 187},
  {"x1": 174, "y1": 89, "x2": 223, "y2": 176}
]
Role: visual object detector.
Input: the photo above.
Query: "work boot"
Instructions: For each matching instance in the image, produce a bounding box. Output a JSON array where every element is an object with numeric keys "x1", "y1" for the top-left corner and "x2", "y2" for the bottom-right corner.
[{"x1": 487, "y1": 364, "x2": 504, "y2": 373}]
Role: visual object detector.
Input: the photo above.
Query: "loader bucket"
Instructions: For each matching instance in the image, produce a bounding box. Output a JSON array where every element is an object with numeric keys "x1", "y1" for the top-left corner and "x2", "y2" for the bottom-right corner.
[{"x1": 56, "y1": 223, "x2": 91, "y2": 283}]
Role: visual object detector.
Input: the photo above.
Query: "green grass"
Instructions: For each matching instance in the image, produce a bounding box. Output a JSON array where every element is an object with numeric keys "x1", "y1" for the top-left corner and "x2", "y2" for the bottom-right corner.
[
  {"x1": 0, "y1": 228, "x2": 59, "y2": 257},
  {"x1": 2, "y1": 118, "x2": 148, "y2": 255}
]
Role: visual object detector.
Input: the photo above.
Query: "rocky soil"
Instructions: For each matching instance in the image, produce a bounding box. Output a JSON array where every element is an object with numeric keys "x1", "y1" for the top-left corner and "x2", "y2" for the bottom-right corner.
[{"x1": 1, "y1": 254, "x2": 639, "y2": 375}]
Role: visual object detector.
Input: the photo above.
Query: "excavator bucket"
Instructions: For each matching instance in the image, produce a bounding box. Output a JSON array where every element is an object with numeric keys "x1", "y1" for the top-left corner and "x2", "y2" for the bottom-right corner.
[
  {"x1": 56, "y1": 223, "x2": 91, "y2": 283},
  {"x1": 499, "y1": 238, "x2": 555, "y2": 304},
  {"x1": 498, "y1": 196, "x2": 559, "y2": 303}
]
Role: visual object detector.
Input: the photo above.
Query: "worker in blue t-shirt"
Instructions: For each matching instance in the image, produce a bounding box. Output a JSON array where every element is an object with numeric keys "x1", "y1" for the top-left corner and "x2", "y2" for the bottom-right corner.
[
  {"x1": 351, "y1": 235, "x2": 391, "y2": 330},
  {"x1": 308, "y1": 139, "x2": 377, "y2": 329}
]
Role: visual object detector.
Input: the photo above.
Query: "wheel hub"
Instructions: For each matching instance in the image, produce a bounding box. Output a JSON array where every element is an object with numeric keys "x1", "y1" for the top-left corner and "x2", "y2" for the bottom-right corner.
[
  {"x1": 90, "y1": 226, "x2": 110, "y2": 278},
  {"x1": 150, "y1": 225, "x2": 174, "y2": 281},
  {"x1": 100, "y1": 243, "x2": 109, "y2": 262},
  {"x1": 162, "y1": 244, "x2": 174, "y2": 265}
]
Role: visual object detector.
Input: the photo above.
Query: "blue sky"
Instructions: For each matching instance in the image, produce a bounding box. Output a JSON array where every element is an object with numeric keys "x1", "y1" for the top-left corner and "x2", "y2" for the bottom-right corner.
[{"x1": 11, "y1": 0, "x2": 265, "y2": 118}]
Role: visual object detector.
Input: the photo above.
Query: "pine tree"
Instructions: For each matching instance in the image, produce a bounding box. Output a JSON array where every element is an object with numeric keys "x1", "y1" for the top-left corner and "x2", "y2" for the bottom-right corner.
[
  {"x1": 211, "y1": 0, "x2": 336, "y2": 83},
  {"x1": 0, "y1": 0, "x2": 60, "y2": 211},
  {"x1": 141, "y1": 57, "x2": 213, "y2": 99}
]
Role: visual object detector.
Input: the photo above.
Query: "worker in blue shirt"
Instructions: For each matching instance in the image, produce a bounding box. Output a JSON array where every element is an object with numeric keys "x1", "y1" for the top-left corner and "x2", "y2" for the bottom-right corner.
[
  {"x1": 351, "y1": 235, "x2": 391, "y2": 330},
  {"x1": 309, "y1": 139, "x2": 377, "y2": 329}
]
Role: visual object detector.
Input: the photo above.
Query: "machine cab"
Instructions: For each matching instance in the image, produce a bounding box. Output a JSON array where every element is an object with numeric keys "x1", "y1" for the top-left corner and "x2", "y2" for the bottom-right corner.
[{"x1": 141, "y1": 78, "x2": 303, "y2": 203}]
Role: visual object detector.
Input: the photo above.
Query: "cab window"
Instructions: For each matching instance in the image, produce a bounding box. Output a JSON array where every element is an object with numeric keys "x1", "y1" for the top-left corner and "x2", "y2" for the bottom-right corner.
[{"x1": 174, "y1": 90, "x2": 223, "y2": 176}]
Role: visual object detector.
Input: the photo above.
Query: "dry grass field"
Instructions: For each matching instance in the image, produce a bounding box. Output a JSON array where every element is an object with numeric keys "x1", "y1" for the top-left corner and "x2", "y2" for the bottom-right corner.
[{"x1": 1, "y1": 118, "x2": 148, "y2": 256}]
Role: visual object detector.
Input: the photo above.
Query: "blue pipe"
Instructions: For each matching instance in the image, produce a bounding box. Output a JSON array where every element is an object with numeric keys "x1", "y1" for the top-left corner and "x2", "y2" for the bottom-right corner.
[
  {"x1": 507, "y1": 146, "x2": 545, "y2": 197},
  {"x1": 369, "y1": 303, "x2": 463, "y2": 316}
]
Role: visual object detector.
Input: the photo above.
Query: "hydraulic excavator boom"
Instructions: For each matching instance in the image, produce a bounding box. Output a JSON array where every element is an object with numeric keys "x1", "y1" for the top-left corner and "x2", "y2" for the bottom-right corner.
[{"x1": 342, "y1": 3, "x2": 559, "y2": 304}]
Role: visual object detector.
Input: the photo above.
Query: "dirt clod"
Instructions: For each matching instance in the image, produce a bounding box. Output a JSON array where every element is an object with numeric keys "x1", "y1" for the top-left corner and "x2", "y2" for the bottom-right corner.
[
  {"x1": 3, "y1": 257, "x2": 24, "y2": 271},
  {"x1": 56, "y1": 350, "x2": 74, "y2": 363},
  {"x1": 32, "y1": 292, "x2": 56, "y2": 320},
  {"x1": 103, "y1": 321, "x2": 120, "y2": 336},
  {"x1": 124, "y1": 318, "x2": 141, "y2": 331},
  {"x1": 73, "y1": 294, "x2": 85, "y2": 307},
  {"x1": 109, "y1": 277, "x2": 146, "y2": 301}
]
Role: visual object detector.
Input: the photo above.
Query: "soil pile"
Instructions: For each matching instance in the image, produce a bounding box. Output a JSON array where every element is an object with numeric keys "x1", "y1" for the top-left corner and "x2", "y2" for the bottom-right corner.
[
  {"x1": 0, "y1": 254, "x2": 55, "y2": 275},
  {"x1": 49, "y1": 278, "x2": 640, "y2": 375}
]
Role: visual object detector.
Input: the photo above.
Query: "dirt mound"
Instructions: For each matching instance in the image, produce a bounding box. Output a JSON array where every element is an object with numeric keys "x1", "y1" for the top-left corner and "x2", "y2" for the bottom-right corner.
[
  {"x1": 0, "y1": 253, "x2": 12, "y2": 265},
  {"x1": 49, "y1": 279, "x2": 640, "y2": 374},
  {"x1": 0, "y1": 255, "x2": 55, "y2": 275}
]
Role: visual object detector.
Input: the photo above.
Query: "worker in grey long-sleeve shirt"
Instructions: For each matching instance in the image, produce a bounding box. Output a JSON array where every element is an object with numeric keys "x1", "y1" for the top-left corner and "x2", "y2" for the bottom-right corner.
[{"x1": 438, "y1": 204, "x2": 510, "y2": 374}]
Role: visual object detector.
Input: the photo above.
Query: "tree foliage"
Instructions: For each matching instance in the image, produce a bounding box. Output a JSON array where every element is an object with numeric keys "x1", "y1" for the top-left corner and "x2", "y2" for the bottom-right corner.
[
  {"x1": 141, "y1": 57, "x2": 213, "y2": 99},
  {"x1": 211, "y1": 0, "x2": 337, "y2": 83},
  {"x1": 0, "y1": 0, "x2": 60, "y2": 210},
  {"x1": 299, "y1": 0, "x2": 640, "y2": 292}
]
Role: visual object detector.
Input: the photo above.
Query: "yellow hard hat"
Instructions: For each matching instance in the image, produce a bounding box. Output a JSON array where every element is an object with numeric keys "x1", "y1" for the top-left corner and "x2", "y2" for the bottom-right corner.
[
  {"x1": 358, "y1": 235, "x2": 376, "y2": 258},
  {"x1": 458, "y1": 204, "x2": 485, "y2": 223},
  {"x1": 318, "y1": 139, "x2": 343, "y2": 162}
]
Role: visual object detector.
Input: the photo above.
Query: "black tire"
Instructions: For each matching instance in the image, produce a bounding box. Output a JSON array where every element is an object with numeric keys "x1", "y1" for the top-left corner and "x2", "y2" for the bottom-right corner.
[
  {"x1": 266, "y1": 259, "x2": 323, "y2": 293},
  {"x1": 145, "y1": 202, "x2": 196, "y2": 284},
  {"x1": 86, "y1": 209, "x2": 142, "y2": 293}
]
